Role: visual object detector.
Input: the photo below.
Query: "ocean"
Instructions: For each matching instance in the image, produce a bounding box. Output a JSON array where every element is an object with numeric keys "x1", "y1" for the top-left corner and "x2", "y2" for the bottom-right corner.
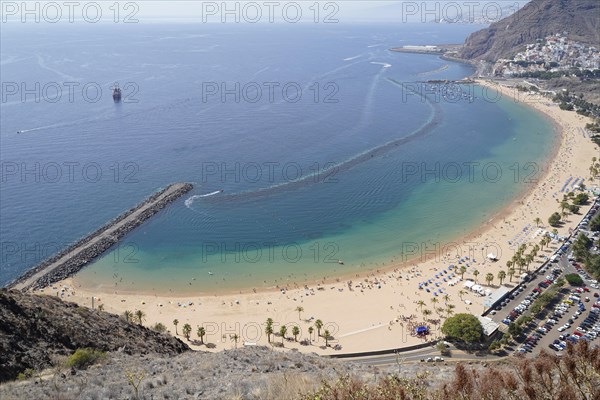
[{"x1": 0, "y1": 22, "x2": 556, "y2": 293}]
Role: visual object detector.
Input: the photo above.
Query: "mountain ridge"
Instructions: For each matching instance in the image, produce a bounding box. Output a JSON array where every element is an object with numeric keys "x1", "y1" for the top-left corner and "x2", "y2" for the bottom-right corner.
[{"x1": 459, "y1": 0, "x2": 600, "y2": 62}]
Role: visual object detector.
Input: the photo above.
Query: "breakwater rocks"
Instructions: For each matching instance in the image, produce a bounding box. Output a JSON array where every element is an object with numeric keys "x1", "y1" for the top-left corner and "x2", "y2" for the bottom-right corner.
[{"x1": 8, "y1": 183, "x2": 193, "y2": 291}]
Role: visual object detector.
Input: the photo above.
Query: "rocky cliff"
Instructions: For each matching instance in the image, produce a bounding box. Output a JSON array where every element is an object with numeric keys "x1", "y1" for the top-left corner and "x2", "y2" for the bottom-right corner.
[
  {"x1": 459, "y1": 0, "x2": 600, "y2": 62},
  {"x1": 0, "y1": 290, "x2": 189, "y2": 382}
]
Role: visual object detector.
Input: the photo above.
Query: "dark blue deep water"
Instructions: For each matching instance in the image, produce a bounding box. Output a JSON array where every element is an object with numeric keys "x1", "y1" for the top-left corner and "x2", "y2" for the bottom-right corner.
[{"x1": 0, "y1": 23, "x2": 556, "y2": 292}]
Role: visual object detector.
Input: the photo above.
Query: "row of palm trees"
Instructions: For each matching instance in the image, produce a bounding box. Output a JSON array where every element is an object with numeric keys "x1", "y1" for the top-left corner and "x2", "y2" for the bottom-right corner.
[
  {"x1": 171, "y1": 319, "x2": 208, "y2": 344},
  {"x1": 168, "y1": 316, "x2": 330, "y2": 348},
  {"x1": 457, "y1": 264, "x2": 508, "y2": 287},
  {"x1": 589, "y1": 157, "x2": 599, "y2": 181},
  {"x1": 506, "y1": 241, "x2": 545, "y2": 276},
  {"x1": 123, "y1": 309, "x2": 146, "y2": 326},
  {"x1": 416, "y1": 296, "x2": 456, "y2": 321}
]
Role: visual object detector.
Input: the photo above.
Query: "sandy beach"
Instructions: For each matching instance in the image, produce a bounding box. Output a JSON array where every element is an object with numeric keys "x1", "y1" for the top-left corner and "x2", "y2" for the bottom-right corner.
[{"x1": 34, "y1": 79, "x2": 599, "y2": 355}]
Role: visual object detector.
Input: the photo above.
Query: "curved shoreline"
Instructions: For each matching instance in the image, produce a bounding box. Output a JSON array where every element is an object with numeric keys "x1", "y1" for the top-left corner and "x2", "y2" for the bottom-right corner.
[
  {"x1": 41, "y1": 79, "x2": 599, "y2": 356},
  {"x1": 71, "y1": 82, "x2": 563, "y2": 298},
  {"x1": 8, "y1": 183, "x2": 193, "y2": 291}
]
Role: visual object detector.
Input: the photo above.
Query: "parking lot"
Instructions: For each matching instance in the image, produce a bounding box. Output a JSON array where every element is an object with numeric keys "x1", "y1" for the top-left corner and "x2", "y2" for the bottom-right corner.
[{"x1": 488, "y1": 201, "x2": 600, "y2": 355}]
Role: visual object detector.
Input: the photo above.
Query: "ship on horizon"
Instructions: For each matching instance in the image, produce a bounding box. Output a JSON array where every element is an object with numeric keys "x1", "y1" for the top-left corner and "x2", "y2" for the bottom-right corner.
[{"x1": 112, "y1": 84, "x2": 122, "y2": 102}]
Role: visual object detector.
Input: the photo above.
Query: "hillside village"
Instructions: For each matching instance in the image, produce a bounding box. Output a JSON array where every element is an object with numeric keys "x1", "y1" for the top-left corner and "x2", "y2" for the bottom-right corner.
[{"x1": 493, "y1": 33, "x2": 600, "y2": 76}]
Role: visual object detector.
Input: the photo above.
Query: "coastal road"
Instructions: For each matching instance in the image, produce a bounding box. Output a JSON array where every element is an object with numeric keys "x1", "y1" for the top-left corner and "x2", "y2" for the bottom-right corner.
[
  {"x1": 344, "y1": 346, "x2": 501, "y2": 367},
  {"x1": 12, "y1": 183, "x2": 191, "y2": 291}
]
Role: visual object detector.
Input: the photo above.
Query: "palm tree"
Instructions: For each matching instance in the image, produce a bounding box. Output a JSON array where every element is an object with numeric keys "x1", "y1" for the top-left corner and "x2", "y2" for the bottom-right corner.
[
  {"x1": 431, "y1": 297, "x2": 439, "y2": 307},
  {"x1": 443, "y1": 294, "x2": 450, "y2": 305},
  {"x1": 197, "y1": 326, "x2": 206, "y2": 344},
  {"x1": 436, "y1": 307, "x2": 445, "y2": 317},
  {"x1": 506, "y1": 260, "x2": 513, "y2": 271},
  {"x1": 123, "y1": 310, "x2": 133, "y2": 323},
  {"x1": 458, "y1": 290, "x2": 466, "y2": 300},
  {"x1": 560, "y1": 200, "x2": 569, "y2": 213},
  {"x1": 231, "y1": 334, "x2": 239, "y2": 348},
  {"x1": 314, "y1": 319, "x2": 323, "y2": 337},
  {"x1": 508, "y1": 267, "x2": 515, "y2": 282},
  {"x1": 446, "y1": 305, "x2": 455, "y2": 317},
  {"x1": 292, "y1": 326, "x2": 300, "y2": 341},
  {"x1": 517, "y1": 258, "x2": 526, "y2": 274},
  {"x1": 498, "y1": 270, "x2": 506, "y2": 285},
  {"x1": 323, "y1": 329, "x2": 331, "y2": 347},
  {"x1": 265, "y1": 318, "x2": 274, "y2": 343},
  {"x1": 422, "y1": 309, "x2": 432, "y2": 320},
  {"x1": 97, "y1": 304, "x2": 104, "y2": 311},
  {"x1": 459, "y1": 265, "x2": 467, "y2": 279},
  {"x1": 473, "y1": 269, "x2": 480, "y2": 282},
  {"x1": 173, "y1": 319, "x2": 179, "y2": 335},
  {"x1": 534, "y1": 217, "x2": 541, "y2": 227},
  {"x1": 182, "y1": 323, "x2": 192, "y2": 340},
  {"x1": 485, "y1": 273, "x2": 494, "y2": 286},
  {"x1": 308, "y1": 326, "x2": 314, "y2": 342},
  {"x1": 525, "y1": 253, "x2": 534, "y2": 271},
  {"x1": 417, "y1": 300, "x2": 426, "y2": 312},
  {"x1": 135, "y1": 310, "x2": 146, "y2": 326},
  {"x1": 279, "y1": 325, "x2": 287, "y2": 345},
  {"x1": 295, "y1": 306, "x2": 304, "y2": 320}
]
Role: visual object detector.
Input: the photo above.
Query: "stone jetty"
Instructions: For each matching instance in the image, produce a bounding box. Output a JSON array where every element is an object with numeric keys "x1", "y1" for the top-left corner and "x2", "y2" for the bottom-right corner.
[{"x1": 8, "y1": 183, "x2": 193, "y2": 291}]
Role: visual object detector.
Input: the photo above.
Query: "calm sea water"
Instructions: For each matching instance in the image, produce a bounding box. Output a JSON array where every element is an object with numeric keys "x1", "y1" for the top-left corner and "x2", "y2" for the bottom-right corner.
[{"x1": 0, "y1": 23, "x2": 556, "y2": 293}]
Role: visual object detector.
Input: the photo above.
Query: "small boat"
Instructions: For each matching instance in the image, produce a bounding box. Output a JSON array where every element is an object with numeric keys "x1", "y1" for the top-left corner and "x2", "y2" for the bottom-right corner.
[
  {"x1": 338, "y1": 260, "x2": 344, "y2": 265},
  {"x1": 208, "y1": 271, "x2": 213, "y2": 275},
  {"x1": 111, "y1": 83, "x2": 122, "y2": 102}
]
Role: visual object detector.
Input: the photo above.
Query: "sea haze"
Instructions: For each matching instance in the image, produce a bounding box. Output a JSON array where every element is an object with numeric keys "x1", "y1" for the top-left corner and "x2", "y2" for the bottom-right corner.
[{"x1": 0, "y1": 23, "x2": 556, "y2": 292}]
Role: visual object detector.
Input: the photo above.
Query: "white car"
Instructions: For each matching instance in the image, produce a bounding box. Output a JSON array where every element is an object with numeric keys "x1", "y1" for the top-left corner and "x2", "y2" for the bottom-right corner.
[{"x1": 558, "y1": 325, "x2": 568, "y2": 332}]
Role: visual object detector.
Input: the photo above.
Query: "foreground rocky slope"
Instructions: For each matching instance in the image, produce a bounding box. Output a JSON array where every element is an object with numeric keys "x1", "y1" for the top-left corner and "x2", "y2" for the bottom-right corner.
[
  {"x1": 459, "y1": 0, "x2": 600, "y2": 62},
  {"x1": 2, "y1": 343, "x2": 598, "y2": 400},
  {"x1": 0, "y1": 347, "x2": 458, "y2": 400},
  {"x1": 0, "y1": 290, "x2": 189, "y2": 382}
]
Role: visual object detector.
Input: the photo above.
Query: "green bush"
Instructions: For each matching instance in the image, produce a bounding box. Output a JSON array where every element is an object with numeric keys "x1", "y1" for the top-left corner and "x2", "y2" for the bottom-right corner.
[
  {"x1": 17, "y1": 368, "x2": 35, "y2": 380},
  {"x1": 441, "y1": 313, "x2": 483, "y2": 343},
  {"x1": 152, "y1": 322, "x2": 167, "y2": 333},
  {"x1": 67, "y1": 348, "x2": 106, "y2": 370},
  {"x1": 565, "y1": 273, "x2": 584, "y2": 286},
  {"x1": 590, "y1": 214, "x2": 600, "y2": 232},
  {"x1": 548, "y1": 212, "x2": 561, "y2": 227}
]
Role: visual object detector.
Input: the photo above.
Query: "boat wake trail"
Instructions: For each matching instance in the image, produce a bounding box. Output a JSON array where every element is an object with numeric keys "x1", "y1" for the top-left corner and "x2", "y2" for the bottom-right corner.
[
  {"x1": 343, "y1": 55, "x2": 362, "y2": 61},
  {"x1": 184, "y1": 191, "x2": 223, "y2": 208},
  {"x1": 370, "y1": 62, "x2": 392, "y2": 68},
  {"x1": 16, "y1": 97, "x2": 194, "y2": 135},
  {"x1": 201, "y1": 80, "x2": 442, "y2": 204}
]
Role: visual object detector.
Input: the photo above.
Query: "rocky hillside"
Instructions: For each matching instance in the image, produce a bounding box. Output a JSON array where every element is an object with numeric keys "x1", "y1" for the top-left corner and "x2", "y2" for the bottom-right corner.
[
  {"x1": 0, "y1": 290, "x2": 189, "y2": 382},
  {"x1": 459, "y1": 0, "x2": 600, "y2": 62},
  {"x1": 0, "y1": 346, "x2": 460, "y2": 400},
  {"x1": 2, "y1": 343, "x2": 598, "y2": 400}
]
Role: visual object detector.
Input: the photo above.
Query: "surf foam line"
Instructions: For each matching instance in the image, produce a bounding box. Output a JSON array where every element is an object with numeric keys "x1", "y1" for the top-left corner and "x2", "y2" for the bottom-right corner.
[{"x1": 202, "y1": 80, "x2": 442, "y2": 204}]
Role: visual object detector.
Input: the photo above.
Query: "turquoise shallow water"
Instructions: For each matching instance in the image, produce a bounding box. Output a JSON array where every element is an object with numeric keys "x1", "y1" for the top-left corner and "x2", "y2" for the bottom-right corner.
[{"x1": 0, "y1": 23, "x2": 557, "y2": 293}]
